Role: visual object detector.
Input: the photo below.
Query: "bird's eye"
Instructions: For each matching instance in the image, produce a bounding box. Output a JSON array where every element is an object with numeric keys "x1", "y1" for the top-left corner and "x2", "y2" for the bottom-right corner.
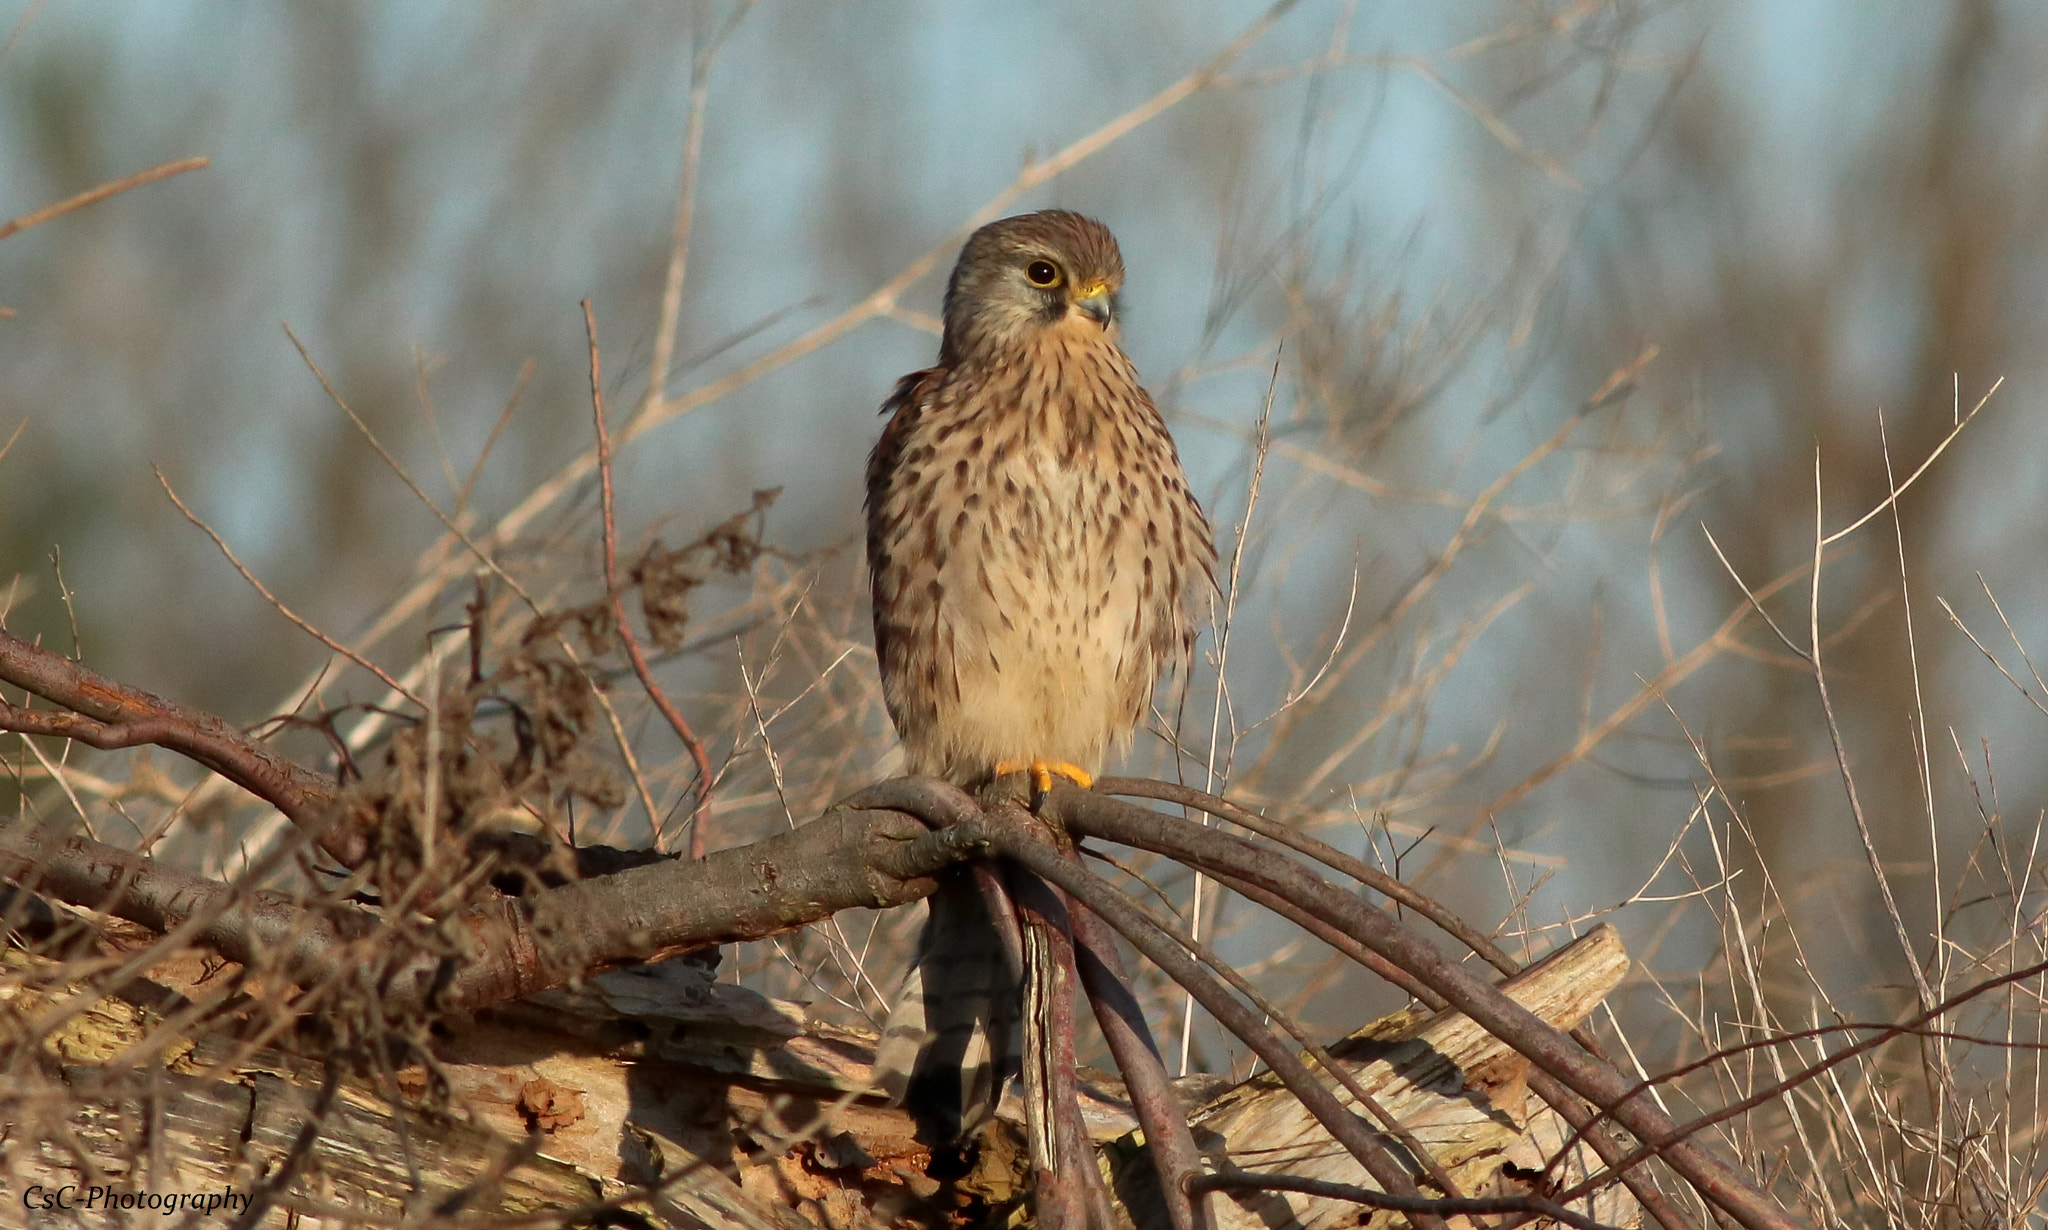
[{"x1": 1025, "y1": 260, "x2": 1062, "y2": 288}]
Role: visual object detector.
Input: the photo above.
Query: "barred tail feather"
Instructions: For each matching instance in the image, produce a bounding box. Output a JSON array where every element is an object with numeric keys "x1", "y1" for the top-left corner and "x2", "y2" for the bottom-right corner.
[
  {"x1": 871, "y1": 871, "x2": 1022, "y2": 1142},
  {"x1": 872, "y1": 964, "x2": 927, "y2": 1106}
]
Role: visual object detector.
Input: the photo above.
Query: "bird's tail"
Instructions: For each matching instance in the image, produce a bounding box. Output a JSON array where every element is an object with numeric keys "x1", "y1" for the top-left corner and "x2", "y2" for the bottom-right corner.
[{"x1": 872, "y1": 869, "x2": 1023, "y2": 1142}]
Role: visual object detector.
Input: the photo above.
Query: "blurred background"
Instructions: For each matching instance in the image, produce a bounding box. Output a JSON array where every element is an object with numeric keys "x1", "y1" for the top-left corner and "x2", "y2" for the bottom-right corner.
[{"x1": 3, "y1": 0, "x2": 2045, "y2": 1174}]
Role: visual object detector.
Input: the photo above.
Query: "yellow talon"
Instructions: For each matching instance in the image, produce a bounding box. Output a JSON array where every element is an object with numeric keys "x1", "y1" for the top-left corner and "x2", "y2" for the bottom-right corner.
[{"x1": 993, "y1": 759, "x2": 1095, "y2": 795}]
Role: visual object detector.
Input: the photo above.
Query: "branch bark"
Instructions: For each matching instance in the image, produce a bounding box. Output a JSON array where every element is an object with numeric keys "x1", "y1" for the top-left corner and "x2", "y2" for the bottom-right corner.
[
  {"x1": 0, "y1": 629, "x2": 358, "y2": 864},
  {"x1": 0, "y1": 805, "x2": 974, "y2": 1017}
]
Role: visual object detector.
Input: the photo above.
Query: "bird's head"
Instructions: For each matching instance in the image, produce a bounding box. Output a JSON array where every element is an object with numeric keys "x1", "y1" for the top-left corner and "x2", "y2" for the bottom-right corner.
[{"x1": 939, "y1": 210, "x2": 1126, "y2": 366}]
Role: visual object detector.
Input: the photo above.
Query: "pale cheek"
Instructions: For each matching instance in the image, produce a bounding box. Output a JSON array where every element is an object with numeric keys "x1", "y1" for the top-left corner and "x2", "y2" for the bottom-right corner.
[
  {"x1": 963, "y1": 309, "x2": 1021, "y2": 353},
  {"x1": 1050, "y1": 313, "x2": 1115, "y2": 342}
]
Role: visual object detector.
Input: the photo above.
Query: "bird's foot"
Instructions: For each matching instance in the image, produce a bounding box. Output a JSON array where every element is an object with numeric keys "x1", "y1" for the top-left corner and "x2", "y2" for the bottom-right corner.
[{"x1": 992, "y1": 759, "x2": 1094, "y2": 800}]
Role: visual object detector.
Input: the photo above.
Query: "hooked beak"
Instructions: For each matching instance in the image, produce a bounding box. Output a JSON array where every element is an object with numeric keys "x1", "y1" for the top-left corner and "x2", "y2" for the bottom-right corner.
[{"x1": 1071, "y1": 280, "x2": 1114, "y2": 326}]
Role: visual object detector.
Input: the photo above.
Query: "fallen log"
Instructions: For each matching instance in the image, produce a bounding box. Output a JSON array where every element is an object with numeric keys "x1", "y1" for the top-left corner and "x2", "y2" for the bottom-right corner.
[{"x1": 1, "y1": 909, "x2": 1639, "y2": 1230}]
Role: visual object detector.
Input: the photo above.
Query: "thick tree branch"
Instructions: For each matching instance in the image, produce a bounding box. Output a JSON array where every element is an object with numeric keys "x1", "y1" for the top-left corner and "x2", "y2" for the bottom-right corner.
[
  {"x1": 0, "y1": 806, "x2": 975, "y2": 1018},
  {"x1": 0, "y1": 821, "x2": 375, "y2": 973},
  {"x1": 409, "y1": 806, "x2": 974, "y2": 1014},
  {"x1": 0, "y1": 629, "x2": 360, "y2": 865}
]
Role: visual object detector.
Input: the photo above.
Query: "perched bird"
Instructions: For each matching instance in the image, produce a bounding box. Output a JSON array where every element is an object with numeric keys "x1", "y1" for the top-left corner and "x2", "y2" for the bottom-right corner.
[{"x1": 865, "y1": 210, "x2": 1215, "y2": 1140}]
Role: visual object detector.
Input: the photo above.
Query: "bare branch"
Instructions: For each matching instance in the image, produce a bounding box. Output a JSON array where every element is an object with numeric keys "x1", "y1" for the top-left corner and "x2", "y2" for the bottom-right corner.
[
  {"x1": 0, "y1": 156, "x2": 209, "y2": 242},
  {"x1": 0, "y1": 629, "x2": 359, "y2": 865}
]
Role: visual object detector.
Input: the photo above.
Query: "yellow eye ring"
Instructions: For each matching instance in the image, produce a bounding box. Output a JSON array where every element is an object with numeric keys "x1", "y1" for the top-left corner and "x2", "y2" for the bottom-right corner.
[{"x1": 1025, "y1": 260, "x2": 1062, "y2": 288}]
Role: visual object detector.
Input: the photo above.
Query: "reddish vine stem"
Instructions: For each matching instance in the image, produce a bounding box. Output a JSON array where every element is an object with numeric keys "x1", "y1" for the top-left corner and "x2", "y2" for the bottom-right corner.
[
  {"x1": 1065, "y1": 849, "x2": 1208, "y2": 1230},
  {"x1": 583, "y1": 299, "x2": 714, "y2": 857},
  {"x1": 0, "y1": 628, "x2": 360, "y2": 866},
  {"x1": 844, "y1": 777, "x2": 1451, "y2": 1227},
  {"x1": 986, "y1": 822, "x2": 1453, "y2": 1230},
  {"x1": 1138, "y1": 831, "x2": 1694, "y2": 1230},
  {"x1": 971, "y1": 858, "x2": 1026, "y2": 977},
  {"x1": 1096, "y1": 777, "x2": 1515, "y2": 975},
  {"x1": 1051, "y1": 788, "x2": 1804, "y2": 1230},
  {"x1": 1070, "y1": 833, "x2": 1472, "y2": 1210},
  {"x1": 1102, "y1": 778, "x2": 1696, "y2": 1230}
]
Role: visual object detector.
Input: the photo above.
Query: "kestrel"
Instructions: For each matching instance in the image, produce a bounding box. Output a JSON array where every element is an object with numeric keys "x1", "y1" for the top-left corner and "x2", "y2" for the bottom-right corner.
[{"x1": 865, "y1": 210, "x2": 1215, "y2": 1138}]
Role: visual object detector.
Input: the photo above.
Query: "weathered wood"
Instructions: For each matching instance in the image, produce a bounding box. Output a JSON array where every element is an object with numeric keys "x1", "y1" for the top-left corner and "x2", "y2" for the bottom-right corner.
[
  {"x1": 7, "y1": 1025, "x2": 601, "y2": 1225},
  {"x1": 0, "y1": 946, "x2": 800, "y2": 1229},
  {"x1": 1110, "y1": 925, "x2": 1639, "y2": 1230},
  {"x1": 0, "y1": 920, "x2": 1640, "y2": 1230}
]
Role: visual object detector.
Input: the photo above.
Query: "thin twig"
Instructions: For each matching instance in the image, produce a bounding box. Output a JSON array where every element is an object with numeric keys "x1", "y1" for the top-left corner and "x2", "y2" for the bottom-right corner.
[
  {"x1": 635, "y1": 3, "x2": 752, "y2": 430},
  {"x1": 153, "y1": 465, "x2": 420, "y2": 705},
  {"x1": 1806, "y1": 449, "x2": 1932, "y2": 1011},
  {"x1": 585, "y1": 301, "x2": 715, "y2": 856},
  {"x1": 1553, "y1": 955, "x2": 2048, "y2": 1206},
  {"x1": 1184, "y1": 350, "x2": 1281, "y2": 1073},
  {"x1": 1819, "y1": 378, "x2": 1999, "y2": 547},
  {"x1": 0, "y1": 156, "x2": 210, "y2": 242}
]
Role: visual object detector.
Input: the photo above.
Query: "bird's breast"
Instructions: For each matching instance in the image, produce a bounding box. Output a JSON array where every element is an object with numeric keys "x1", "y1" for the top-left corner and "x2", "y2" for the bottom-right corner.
[{"x1": 868, "y1": 335, "x2": 1205, "y2": 781}]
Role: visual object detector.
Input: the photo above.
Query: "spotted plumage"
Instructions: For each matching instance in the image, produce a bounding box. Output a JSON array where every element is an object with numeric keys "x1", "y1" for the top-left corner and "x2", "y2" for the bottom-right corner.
[
  {"x1": 866, "y1": 210, "x2": 1214, "y2": 787},
  {"x1": 865, "y1": 211, "x2": 1215, "y2": 1140}
]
